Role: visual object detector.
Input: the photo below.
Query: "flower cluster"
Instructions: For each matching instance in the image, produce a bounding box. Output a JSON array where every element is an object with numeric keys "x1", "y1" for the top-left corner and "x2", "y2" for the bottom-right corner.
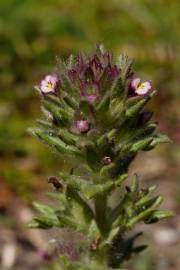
[
  {"x1": 40, "y1": 65, "x2": 152, "y2": 100},
  {"x1": 40, "y1": 49, "x2": 120, "y2": 99},
  {"x1": 39, "y1": 48, "x2": 153, "y2": 138},
  {"x1": 67, "y1": 51, "x2": 120, "y2": 102}
]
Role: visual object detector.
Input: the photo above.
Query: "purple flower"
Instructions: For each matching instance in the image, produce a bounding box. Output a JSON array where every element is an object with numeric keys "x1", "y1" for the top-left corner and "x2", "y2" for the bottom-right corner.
[
  {"x1": 130, "y1": 77, "x2": 152, "y2": 96},
  {"x1": 108, "y1": 65, "x2": 120, "y2": 78},
  {"x1": 66, "y1": 49, "x2": 120, "y2": 97},
  {"x1": 90, "y1": 55, "x2": 103, "y2": 75},
  {"x1": 40, "y1": 74, "x2": 59, "y2": 95},
  {"x1": 76, "y1": 120, "x2": 90, "y2": 133}
]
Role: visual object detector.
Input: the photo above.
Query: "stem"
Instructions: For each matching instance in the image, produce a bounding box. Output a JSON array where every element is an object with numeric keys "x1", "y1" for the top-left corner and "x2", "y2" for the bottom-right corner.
[{"x1": 95, "y1": 194, "x2": 107, "y2": 236}]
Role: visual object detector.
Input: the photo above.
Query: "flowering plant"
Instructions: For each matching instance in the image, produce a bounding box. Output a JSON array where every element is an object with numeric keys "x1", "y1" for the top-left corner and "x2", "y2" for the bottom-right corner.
[{"x1": 28, "y1": 45, "x2": 172, "y2": 270}]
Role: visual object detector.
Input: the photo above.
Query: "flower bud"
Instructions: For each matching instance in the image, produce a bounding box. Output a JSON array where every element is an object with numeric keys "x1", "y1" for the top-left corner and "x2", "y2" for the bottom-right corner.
[
  {"x1": 68, "y1": 69, "x2": 78, "y2": 81},
  {"x1": 102, "y1": 156, "x2": 112, "y2": 165},
  {"x1": 85, "y1": 94, "x2": 98, "y2": 103},
  {"x1": 76, "y1": 120, "x2": 90, "y2": 133}
]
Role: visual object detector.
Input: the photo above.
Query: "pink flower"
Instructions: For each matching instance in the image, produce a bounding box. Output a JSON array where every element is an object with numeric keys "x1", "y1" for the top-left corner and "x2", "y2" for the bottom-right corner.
[
  {"x1": 130, "y1": 77, "x2": 152, "y2": 96},
  {"x1": 76, "y1": 120, "x2": 90, "y2": 133},
  {"x1": 40, "y1": 74, "x2": 59, "y2": 94}
]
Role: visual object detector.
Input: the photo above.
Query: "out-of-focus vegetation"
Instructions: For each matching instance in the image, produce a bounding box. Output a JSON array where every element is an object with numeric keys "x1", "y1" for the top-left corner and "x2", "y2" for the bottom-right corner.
[{"x1": 0, "y1": 1, "x2": 179, "y2": 269}]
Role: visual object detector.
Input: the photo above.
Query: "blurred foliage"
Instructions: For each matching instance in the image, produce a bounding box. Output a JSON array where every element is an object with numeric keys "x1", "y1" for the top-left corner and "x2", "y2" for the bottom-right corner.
[
  {"x1": 131, "y1": 250, "x2": 155, "y2": 270},
  {"x1": 0, "y1": 0, "x2": 179, "y2": 200}
]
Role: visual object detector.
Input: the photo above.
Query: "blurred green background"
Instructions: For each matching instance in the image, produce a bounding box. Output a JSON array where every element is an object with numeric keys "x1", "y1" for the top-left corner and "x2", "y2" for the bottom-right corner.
[{"x1": 0, "y1": 0, "x2": 179, "y2": 269}]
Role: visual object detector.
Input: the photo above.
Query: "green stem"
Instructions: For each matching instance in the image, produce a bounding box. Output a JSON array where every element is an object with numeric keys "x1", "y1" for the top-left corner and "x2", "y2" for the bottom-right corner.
[{"x1": 95, "y1": 194, "x2": 107, "y2": 236}]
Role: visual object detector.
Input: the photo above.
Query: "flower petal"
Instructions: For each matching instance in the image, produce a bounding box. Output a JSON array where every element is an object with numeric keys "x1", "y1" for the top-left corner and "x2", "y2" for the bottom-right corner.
[
  {"x1": 136, "y1": 81, "x2": 152, "y2": 95},
  {"x1": 131, "y1": 77, "x2": 141, "y2": 89}
]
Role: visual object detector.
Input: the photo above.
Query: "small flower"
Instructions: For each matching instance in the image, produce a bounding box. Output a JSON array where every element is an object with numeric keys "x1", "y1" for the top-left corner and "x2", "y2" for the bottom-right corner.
[
  {"x1": 40, "y1": 74, "x2": 59, "y2": 94},
  {"x1": 108, "y1": 65, "x2": 120, "y2": 78},
  {"x1": 102, "y1": 156, "x2": 112, "y2": 165},
  {"x1": 130, "y1": 77, "x2": 152, "y2": 96},
  {"x1": 76, "y1": 120, "x2": 90, "y2": 133}
]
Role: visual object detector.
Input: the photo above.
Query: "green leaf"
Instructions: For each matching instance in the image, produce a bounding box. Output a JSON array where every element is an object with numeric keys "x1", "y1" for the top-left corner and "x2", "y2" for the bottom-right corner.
[
  {"x1": 84, "y1": 143, "x2": 100, "y2": 171},
  {"x1": 60, "y1": 173, "x2": 127, "y2": 199},
  {"x1": 131, "y1": 123, "x2": 157, "y2": 142},
  {"x1": 96, "y1": 91, "x2": 110, "y2": 115},
  {"x1": 62, "y1": 73, "x2": 79, "y2": 99},
  {"x1": 127, "y1": 196, "x2": 163, "y2": 227},
  {"x1": 36, "y1": 119, "x2": 52, "y2": 128},
  {"x1": 125, "y1": 91, "x2": 156, "y2": 118},
  {"x1": 135, "y1": 185, "x2": 157, "y2": 206},
  {"x1": 131, "y1": 174, "x2": 139, "y2": 192},
  {"x1": 58, "y1": 129, "x2": 79, "y2": 145},
  {"x1": 87, "y1": 220, "x2": 101, "y2": 241},
  {"x1": 30, "y1": 128, "x2": 82, "y2": 156},
  {"x1": 63, "y1": 175, "x2": 113, "y2": 199},
  {"x1": 33, "y1": 202, "x2": 55, "y2": 216},
  {"x1": 126, "y1": 97, "x2": 149, "y2": 118},
  {"x1": 117, "y1": 54, "x2": 132, "y2": 82},
  {"x1": 66, "y1": 187, "x2": 94, "y2": 229},
  {"x1": 56, "y1": 213, "x2": 80, "y2": 229},
  {"x1": 144, "y1": 210, "x2": 174, "y2": 224},
  {"x1": 47, "y1": 192, "x2": 67, "y2": 211},
  {"x1": 99, "y1": 67, "x2": 113, "y2": 95},
  {"x1": 67, "y1": 54, "x2": 77, "y2": 69},
  {"x1": 79, "y1": 100, "x2": 94, "y2": 118},
  {"x1": 110, "y1": 75, "x2": 124, "y2": 99},
  {"x1": 114, "y1": 174, "x2": 128, "y2": 186},
  {"x1": 28, "y1": 216, "x2": 59, "y2": 229},
  {"x1": 130, "y1": 137, "x2": 153, "y2": 152},
  {"x1": 150, "y1": 134, "x2": 172, "y2": 147},
  {"x1": 43, "y1": 100, "x2": 73, "y2": 126},
  {"x1": 109, "y1": 98, "x2": 125, "y2": 122},
  {"x1": 27, "y1": 219, "x2": 52, "y2": 229},
  {"x1": 99, "y1": 162, "x2": 116, "y2": 178}
]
